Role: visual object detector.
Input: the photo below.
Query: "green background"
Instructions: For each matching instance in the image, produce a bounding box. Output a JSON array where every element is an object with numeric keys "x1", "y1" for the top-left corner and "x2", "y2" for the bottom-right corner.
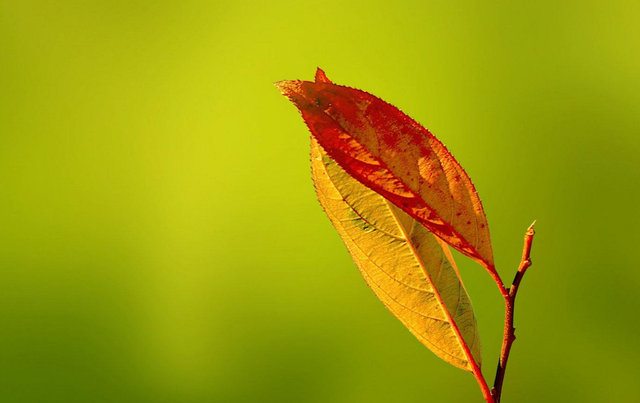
[{"x1": 2, "y1": 1, "x2": 639, "y2": 402}]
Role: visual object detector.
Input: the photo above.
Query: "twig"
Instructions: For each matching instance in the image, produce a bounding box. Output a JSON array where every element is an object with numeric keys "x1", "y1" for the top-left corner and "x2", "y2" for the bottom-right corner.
[{"x1": 491, "y1": 222, "x2": 536, "y2": 402}]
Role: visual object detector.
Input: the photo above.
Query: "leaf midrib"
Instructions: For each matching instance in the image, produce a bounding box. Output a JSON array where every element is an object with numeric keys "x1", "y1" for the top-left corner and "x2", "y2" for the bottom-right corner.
[{"x1": 384, "y1": 199, "x2": 481, "y2": 370}]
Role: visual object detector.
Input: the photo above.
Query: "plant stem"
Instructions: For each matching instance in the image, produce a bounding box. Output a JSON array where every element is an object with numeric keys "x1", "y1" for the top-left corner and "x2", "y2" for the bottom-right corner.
[
  {"x1": 491, "y1": 222, "x2": 536, "y2": 402},
  {"x1": 473, "y1": 368, "x2": 495, "y2": 403},
  {"x1": 485, "y1": 264, "x2": 509, "y2": 299}
]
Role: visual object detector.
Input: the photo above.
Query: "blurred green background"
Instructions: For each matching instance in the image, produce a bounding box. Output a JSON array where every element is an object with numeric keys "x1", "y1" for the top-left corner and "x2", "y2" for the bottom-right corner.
[{"x1": 1, "y1": 1, "x2": 640, "y2": 402}]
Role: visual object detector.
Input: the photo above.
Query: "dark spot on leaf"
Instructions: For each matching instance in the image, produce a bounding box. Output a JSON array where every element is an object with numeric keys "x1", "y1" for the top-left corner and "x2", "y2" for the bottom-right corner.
[{"x1": 349, "y1": 210, "x2": 372, "y2": 232}]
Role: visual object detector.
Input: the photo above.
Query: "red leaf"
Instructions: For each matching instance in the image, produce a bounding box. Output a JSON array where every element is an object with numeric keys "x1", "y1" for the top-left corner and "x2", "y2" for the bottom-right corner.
[{"x1": 276, "y1": 69, "x2": 495, "y2": 272}]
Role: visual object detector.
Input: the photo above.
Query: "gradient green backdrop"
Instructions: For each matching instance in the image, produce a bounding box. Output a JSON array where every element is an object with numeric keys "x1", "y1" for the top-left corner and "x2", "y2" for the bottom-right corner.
[{"x1": 2, "y1": 1, "x2": 640, "y2": 402}]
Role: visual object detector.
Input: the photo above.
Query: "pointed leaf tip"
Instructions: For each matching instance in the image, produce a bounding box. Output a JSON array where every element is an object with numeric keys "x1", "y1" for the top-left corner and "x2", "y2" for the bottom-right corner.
[
  {"x1": 274, "y1": 80, "x2": 304, "y2": 103},
  {"x1": 274, "y1": 80, "x2": 293, "y2": 93},
  {"x1": 315, "y1": 68, "x2": 332, "y2": 83}
]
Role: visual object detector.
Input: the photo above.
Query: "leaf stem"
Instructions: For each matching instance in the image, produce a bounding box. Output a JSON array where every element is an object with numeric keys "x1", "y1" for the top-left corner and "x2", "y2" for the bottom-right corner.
[
  {"x1": 473, "y1": 368, "x2": 495, "y2": 403},
  {"x1": 485, "y1": 264, "x2": 509, "y2": 299},
  {"x1": 490, "y1": 222, "x2": 536, "y2": 402}
]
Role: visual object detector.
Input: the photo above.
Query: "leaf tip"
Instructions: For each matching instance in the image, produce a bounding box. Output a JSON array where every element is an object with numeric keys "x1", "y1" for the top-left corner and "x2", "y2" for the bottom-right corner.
[
  {"x1": 315, "y1": 68, "x2": 332, "y2": 83},
  {"x1": 273, "y1": 79, "x2": 291, "y2": 93},
  {"x1": 274, "y1": 79, "x2": 303, "y2": 100}
]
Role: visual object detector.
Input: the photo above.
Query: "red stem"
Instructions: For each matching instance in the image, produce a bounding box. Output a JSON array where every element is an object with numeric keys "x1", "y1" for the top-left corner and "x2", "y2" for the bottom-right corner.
[
  {"x1": 472, "y1": 369, "x2": 495, "y2": 403},
  {"x1": 490, "y1": 222, "x2": 536, "y2": 402}
]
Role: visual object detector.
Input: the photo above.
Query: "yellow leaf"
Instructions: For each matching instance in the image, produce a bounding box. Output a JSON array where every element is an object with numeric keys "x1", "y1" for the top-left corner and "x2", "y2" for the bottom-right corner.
[{"x1": 311, "y1": 138, "x2": 482, "y2": 371}]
